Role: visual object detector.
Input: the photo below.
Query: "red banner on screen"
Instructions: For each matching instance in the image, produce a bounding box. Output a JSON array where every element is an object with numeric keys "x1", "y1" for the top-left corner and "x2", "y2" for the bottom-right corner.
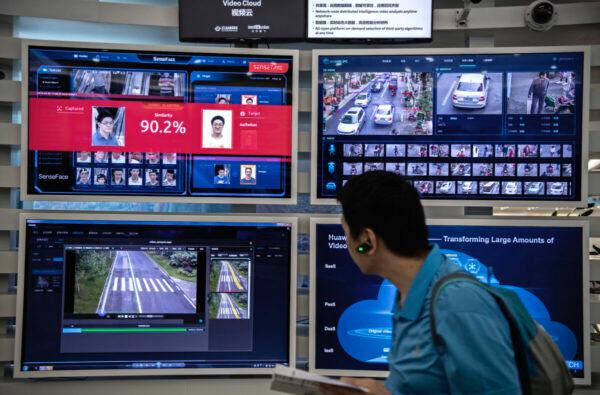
[
  {"x1": 248, "y1": 62, "x2": 289, "y2": 74},
  {"x1": 28, "y1": 98, "x2": 292, "y2": 156}
]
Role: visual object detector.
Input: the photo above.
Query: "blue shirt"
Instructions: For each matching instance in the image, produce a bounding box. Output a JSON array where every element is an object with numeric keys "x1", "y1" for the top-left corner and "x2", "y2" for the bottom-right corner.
[
  {"x1": 385, "y1": 245, "x2": 521, "y2": 395},
  {"x1": 92, "y1": 131, "x2": 119, "y2": 146}
]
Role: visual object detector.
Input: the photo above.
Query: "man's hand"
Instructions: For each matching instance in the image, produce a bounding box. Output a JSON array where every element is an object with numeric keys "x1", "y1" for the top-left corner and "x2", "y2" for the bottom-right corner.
[{"x1": 320, "y1": 377, "x2": 391, "y2": 395}]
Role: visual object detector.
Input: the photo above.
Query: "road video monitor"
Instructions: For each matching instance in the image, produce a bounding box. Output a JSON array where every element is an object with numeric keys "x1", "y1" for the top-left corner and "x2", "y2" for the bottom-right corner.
[
  {"x1": 309, "y1": 218, "x2": 590, "y2": 384},
  {"x1": 311, "y1": 47, "x2": 590, "y2": 206},
  {"x1": 23, "y1": 40, "x2": 298, "y2": 204},
  {"x1": 15, "y1": 213, "x2": 297, "y2": 378}
]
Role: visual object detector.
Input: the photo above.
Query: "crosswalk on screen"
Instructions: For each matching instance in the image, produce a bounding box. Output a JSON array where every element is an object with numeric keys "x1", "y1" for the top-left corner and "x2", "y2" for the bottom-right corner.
[
  {"x1": 26, "y1": 45, "x2": 295, "y2": 201},
  {"x1": 315, "y1": 50, "x2": 585, "y2": 203},
  {"x1": 19, "y1": 218, "x2": 293, "y2": 375},
  {"x1": 312, "y1": 222, "x2": 587, "y2": 381}
]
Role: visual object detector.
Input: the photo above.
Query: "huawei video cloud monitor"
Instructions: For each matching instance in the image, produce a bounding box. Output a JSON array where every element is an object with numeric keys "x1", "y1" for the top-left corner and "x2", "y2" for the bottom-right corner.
[
  {"x1": 312, "y1": 47, "x2": 589, "y2": 206},
  {"x1": 15, "y1": 214, "x2": 296, "y2": 378},
  {"x1": 309, "y1": 218, "x2": 590, "y2": 384},
  {"x1": 23, "y1": 41, "x2": 298, "y2": 204}
]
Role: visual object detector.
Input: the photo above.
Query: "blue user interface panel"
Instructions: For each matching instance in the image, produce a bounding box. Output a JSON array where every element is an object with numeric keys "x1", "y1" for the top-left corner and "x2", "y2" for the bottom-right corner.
[
  {"x1": 20, "y1": 219, "x2": 292, "y2": 374},
  {"x1": 313, "y1": 223, "x2": 585, "y2": 378},
  {"x1": 316, "y1": 51, "x2": 584, "y2": 202}
]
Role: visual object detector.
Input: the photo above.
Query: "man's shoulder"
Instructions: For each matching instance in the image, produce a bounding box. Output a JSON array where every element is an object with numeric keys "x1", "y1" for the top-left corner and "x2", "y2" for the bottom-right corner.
[{"x1": 431, "y1": 271, "x2": 499, "y2": 318}]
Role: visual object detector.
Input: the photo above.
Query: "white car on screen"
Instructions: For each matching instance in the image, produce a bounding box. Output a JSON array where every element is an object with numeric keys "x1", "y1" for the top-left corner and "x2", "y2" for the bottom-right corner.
[
  {"x1": 549, "y1": 182, "x2": 565, "y2": 195},
  {"x1": 373, "y1": 104, "x2": 394, "y2": 125},
  {"x1": 460, "y1": 181, "x2": 475, "y2": 194},
  {"x1": 504, "y1": 182, "x2": 519, "y2": 195},
  {"x1": 526, "y1": 182, "x2": 544, "y2": 195},
  {"x1": 354, "y1": 92, "x2": 372, "y2": 107},
  {"x1": 337, "y1": 107, "x2": 366, "y2": 135},
  {"x1": 452, "y1": 73, "x2": 489, "y2": 109}
]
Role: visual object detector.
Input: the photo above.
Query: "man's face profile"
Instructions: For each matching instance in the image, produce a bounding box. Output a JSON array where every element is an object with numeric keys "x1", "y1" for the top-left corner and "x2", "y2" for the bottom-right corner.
[
  {"x1": 131, "y1": 169, "x2": 140, "y2": 180},
  {"x1": 114, "y1": 170, "x2": 123, "y2": 180},
  {"x1": 218, "y1": 169, "x2": 225, "y2": 177},
  {"x1": 245, "y1": 168, "x2": 252, "y2": 179}
]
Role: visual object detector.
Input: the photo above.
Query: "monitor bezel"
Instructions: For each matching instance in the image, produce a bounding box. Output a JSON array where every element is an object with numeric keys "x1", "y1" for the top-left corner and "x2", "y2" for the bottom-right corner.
[
  {"x1": 308, "y1": 216, "x2": 590, "y2": 385},
  {"x1": 14, "y1": 212, "x2": 298, "y2": 378},
  {"x1": 310, "y1": 46, "x2": 591, "y2": 207},
  {"x1": 21, "y1": 39, "x2": 299, "y2": 205}
]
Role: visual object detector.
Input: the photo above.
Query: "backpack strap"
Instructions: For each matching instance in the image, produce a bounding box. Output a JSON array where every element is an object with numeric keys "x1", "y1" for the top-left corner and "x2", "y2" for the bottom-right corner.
[{"x1": 429, "y1": 272, "x2": 532, "y2": 395}]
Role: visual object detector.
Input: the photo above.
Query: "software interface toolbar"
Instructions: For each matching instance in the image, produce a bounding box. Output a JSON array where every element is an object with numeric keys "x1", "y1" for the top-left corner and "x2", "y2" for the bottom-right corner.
[
  {"x1": 27, "y1": 46, "x2": 294, "y2": 199},
  {"x1": 313, "y1": 223, "x2": 585, "y2": 378},
  {"x1": 316, "y1": 51, "x2": 584, "y2": 201},
  {"x1": 21, "y1": 219, "x2": 292, "y2": 372}
]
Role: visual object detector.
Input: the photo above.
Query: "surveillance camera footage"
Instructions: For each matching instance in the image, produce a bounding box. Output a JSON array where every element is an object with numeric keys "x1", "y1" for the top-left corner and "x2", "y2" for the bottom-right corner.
[
  {"x1": 20, "y1": 219, "x2": 292, "y2": 373},
  {"x1": 317, "y1": 51, "x2": 584, "y2": 202}
]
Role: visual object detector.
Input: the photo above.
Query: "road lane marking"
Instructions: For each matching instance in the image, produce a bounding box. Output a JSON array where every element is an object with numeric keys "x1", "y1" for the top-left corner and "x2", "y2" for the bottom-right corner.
[
  {"x1": 126, "y1": 251, "x2": 143, "y2": 314},
  {"x1": 162, "y1": 279, "x2": 174, "y2": 292},
  {"x1": 136, "y1": 278, "x2": 142, "y2": 292},
  {"x1": 98, "y1": 251, "x2": 120, "y2": 314},
  {"x1": 225, "y1": 294, "x2": 240, "y2": 319},
  {"x1": 112, "y1": 277, "x2": 118, "y2": 291},
  {"x1": 121, "y1": 277, "x2": 126, "y2": 291},
  {"x1": 149, "y1": 278, "x2": 159, "y2": 292},
  {"x1": 143, "y1": 278, "x2": 150, "y2": 292},
  {"x1": 156, "y1": 278, "x2": 167, "y2": 292},
  {"x1": 226, "y1": 262, "x2": 243, "y2": 290}
]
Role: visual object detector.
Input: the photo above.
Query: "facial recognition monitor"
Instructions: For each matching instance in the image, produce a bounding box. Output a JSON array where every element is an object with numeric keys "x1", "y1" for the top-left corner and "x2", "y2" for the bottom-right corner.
[
  {"x1": 24, "y1": 41, "x2": 297, "y2": 204},
  {"x1": 179, "y1": 0, "x2": 306, "y2": 43},
  {"x1": 15, "y1": 214, "x2": 296, "y2": 378},
  {"x1": 312, "y1": 47, "x2": 589, "y2": 206},
  {"x1": 307, "y1": 1, "x2": 433, "y2": 42},
  {"x1": 309, "y1": 218, "x2": 589, "y2": 384}
]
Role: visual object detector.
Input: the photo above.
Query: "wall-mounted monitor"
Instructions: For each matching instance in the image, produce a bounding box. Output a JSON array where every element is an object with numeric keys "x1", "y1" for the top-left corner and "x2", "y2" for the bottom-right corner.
[
  {"x1": 15, "y1": 213, "x2": 297, "y2": 378},
  {"x1": 309, "y1": 217, "x2": 590, "y2": 384},
  {"x1": 179, "y1": 0, "x2": 306, "y2": 43},
  {"x1": 307, "y1": 1, "x2": 433, "y2": 42},
  {"x1": 311, "y1": 47, "x2": 590, "y2": 206},
  {"x1": 22, "y1": 40, "x2": 298, "y2": 204}
]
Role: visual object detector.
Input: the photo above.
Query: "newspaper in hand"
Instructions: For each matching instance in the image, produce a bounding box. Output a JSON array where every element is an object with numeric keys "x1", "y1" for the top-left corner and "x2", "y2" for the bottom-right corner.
[{"x1": 270, "y1": 364, "x2": 369, "y2": 394}]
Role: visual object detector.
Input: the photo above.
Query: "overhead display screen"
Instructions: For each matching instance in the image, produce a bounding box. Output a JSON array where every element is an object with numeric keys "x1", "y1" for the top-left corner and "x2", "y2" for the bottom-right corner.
[
  {"x1": 26, "y1": 44, "x2": 296, "y2": 202},
  {"x1": 17, "y1": 216, "x2": 294, "y2": 377},
  {"x1": 314, "y1": 49, "x2": 586, "y2": 204},
  {"x1": 179, "y1": 0, "x2": 306, "y2": 42},
  {"x1": 311, "y1": 220, "x2": 588, "y2": 382},
  {"x1": 307, "y1": 0, "x2": 433, "y2": 40}
]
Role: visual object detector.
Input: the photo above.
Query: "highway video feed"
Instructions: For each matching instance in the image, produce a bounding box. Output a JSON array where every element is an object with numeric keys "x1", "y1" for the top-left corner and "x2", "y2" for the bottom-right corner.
[
  {"x1": 72, "y1": 248, "x2": 197, "y2": 315},
  {"x1": 22, "y1": 219, "x2": 292, "y2": 372},
  {"x1": 322, "y1": 71, "x2": 434, "y2": 136},
  {"x1": 316, "y1": 52, "x2": 584, "y2": 202},
  {"x1": 208, "y1": 259, "x2": 250, "y2": 320}
]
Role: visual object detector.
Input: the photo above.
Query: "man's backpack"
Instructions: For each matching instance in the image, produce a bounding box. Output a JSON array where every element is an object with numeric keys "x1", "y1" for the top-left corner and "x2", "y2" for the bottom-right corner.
[{"x1": 430, "y1": 272, "x2": 574, "y2": 395}]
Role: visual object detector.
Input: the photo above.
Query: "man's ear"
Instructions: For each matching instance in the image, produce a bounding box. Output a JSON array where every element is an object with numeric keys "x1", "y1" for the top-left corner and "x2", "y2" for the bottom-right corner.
[{"x1": 362, "y1": 228, "x2": 378, "y2": 255}]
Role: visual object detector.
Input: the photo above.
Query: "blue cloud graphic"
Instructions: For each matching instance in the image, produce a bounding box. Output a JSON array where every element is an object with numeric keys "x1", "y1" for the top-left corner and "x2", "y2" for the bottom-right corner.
[{"x1": 337, "y1": 249, "x2": 577, "y2": 363}]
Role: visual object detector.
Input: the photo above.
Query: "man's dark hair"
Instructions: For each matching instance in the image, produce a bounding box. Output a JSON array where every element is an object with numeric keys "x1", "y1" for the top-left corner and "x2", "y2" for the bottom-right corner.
[
  {"x1": 166, "y1": 169, "x2": 175, "y2": 175},
  {"x1": 96, "y1": 174, "x2": 106, "y2": 181},
  {"x1": 95, "y1": 108, "x2": 116, "y2": 123},
  {"x1": 337, "y1": 171, "x2": 429, "y2": 258},
  {"x1": 539, "y1": 72, "x2": 546, "y2": 77},
  {"x1": 211, "y1": 115, "x2": 225, "y2": 125}
]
